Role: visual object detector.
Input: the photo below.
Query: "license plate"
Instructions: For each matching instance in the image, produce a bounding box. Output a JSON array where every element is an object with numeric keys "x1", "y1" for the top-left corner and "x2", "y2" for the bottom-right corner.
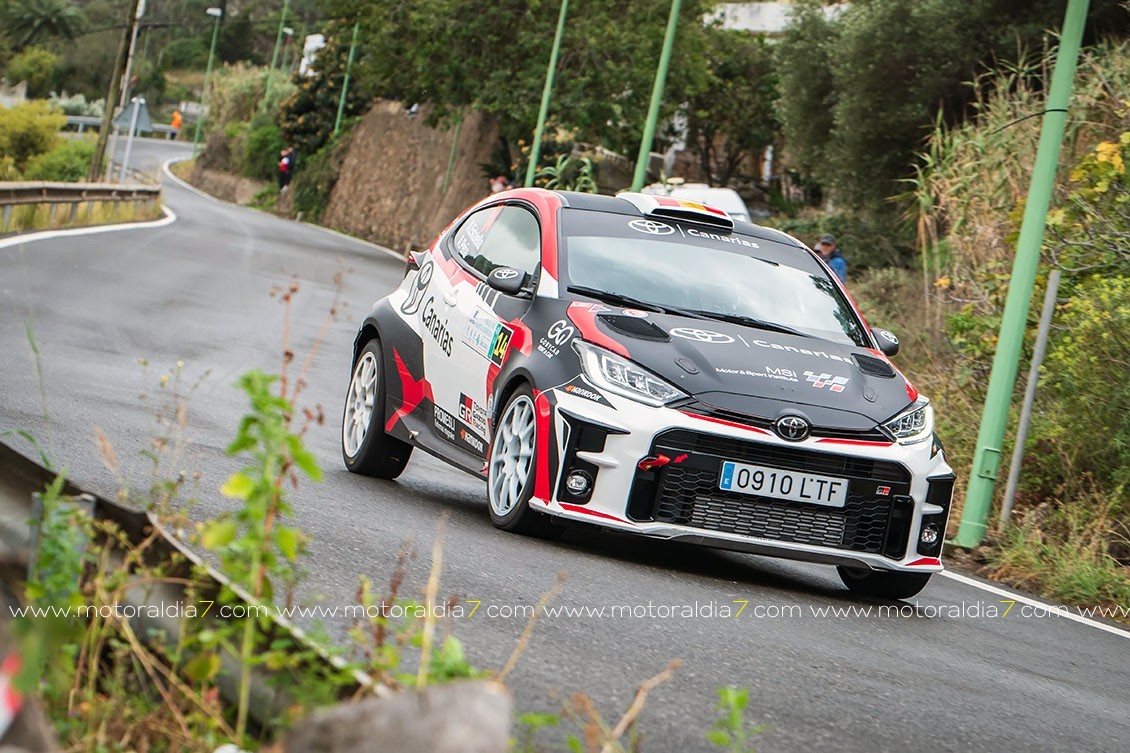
[{"x1": 718, "y1": 461, "x2": 848, "y2": 508}]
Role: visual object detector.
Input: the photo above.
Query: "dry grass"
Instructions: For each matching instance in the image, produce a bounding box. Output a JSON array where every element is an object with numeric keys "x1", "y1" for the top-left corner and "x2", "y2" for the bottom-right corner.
[{"x1": 4, "y1": 199, "x2": 163, "y2": 234}]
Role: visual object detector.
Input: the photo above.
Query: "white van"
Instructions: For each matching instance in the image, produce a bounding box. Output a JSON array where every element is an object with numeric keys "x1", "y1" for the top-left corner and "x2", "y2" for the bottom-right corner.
[{"x1": 640, "y1": 180, "x2": 752, "y2": 223}]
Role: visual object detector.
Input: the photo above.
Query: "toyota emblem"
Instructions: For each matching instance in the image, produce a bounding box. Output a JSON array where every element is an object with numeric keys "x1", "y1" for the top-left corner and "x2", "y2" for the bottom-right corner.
[
  {"x1": 669, "y1": 327, "x2": 735, "y2": 344},
  {"x1": 774, "y1": 415, "x2": 811, "y2": 442},
  {"x1": 628, "y1": 219, "x2": 675, "y2": 236}
]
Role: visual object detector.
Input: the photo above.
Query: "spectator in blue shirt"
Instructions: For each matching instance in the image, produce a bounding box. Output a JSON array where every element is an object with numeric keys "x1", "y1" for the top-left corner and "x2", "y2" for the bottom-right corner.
[{"x1": 817, "y1": 233, "x2": 847, "y2": 284}]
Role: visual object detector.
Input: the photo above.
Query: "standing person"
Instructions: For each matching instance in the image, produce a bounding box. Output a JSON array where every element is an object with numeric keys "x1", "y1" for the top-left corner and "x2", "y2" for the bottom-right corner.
[
  {"x1": 278, "y1": 147, "x2": 293, "y2": 191},
  {"x1": 170, "y1": 109, "x2": 183, "y2": 138},
  {"x1": 816, "y1": 233, "x2": 847, "y2": 284}
]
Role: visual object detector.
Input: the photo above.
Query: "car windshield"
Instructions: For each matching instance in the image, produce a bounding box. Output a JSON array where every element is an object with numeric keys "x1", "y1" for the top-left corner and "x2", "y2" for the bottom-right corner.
[{"x1": 560, "y1": 209, "x2": 867, "y2": 347}]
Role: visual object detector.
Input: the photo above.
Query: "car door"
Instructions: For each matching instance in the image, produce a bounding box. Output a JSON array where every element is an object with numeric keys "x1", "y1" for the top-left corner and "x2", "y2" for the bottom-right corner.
[{"x1": 440, "y1": 203, "x2": 541, "y2": 459}]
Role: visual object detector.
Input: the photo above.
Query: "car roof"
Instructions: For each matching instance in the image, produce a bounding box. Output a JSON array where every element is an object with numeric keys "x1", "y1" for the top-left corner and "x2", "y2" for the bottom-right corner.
[{"x1": 549, "y1": 189, "x2": 805, "y2": 250}]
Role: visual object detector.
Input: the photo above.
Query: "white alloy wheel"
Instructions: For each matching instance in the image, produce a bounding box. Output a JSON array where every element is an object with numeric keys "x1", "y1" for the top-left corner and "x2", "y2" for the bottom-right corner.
[
  {"x1": 489, "y1": 394, "x2": 536, "y2": 516},
  {"x1": 343, "y1": 351, "x2": 378, "y2": 458}
]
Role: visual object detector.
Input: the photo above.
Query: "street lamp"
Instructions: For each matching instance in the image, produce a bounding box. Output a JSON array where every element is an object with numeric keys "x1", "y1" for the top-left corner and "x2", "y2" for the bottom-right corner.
[
  {"x1": 280, "y1": 27, "x2": 294, "y2": 74},
  {"x1": 264, "y1": 0, "x2": 292, "y2": 111},
  {"x1": 192, "y1": 7, "x2": 223, "y2": 158}
]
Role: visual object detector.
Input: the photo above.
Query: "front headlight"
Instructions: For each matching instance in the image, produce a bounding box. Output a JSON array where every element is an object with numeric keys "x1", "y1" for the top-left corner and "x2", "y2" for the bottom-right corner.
[
  {"x1": 881, "y1": 399, "x2": 933, "y2": 444},
  {"x1": 574, "y1": 341, "x2": 687, "y2": 406}
]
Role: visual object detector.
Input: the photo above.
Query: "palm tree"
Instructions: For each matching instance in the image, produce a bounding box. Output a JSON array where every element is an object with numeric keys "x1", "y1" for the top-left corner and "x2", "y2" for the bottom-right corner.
[{"x1": 3, "y1": 0, "x2": 85, "y2": 50}]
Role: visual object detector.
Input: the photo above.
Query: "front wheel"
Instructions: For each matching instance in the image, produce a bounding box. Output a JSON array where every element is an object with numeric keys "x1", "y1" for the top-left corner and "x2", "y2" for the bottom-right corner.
[
  {"x1": 837, "y1": 566, "x2": 932, "y2": 600},
  {"x1": 487, "y1": 386, "x2": 559, "y2": 537},
  {"x1": 342, "y1": 339, "x2": 413, "y2": 479}
]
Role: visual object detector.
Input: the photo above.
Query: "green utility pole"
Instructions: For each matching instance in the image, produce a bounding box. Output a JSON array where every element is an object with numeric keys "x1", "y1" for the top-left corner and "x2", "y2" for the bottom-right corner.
[
  {"x1": 525, "y1": 0, "x2": 569, "y2": 188},
  {"x1": 264, "y1": 0, "x2": 291, "y2": 111},
  {"x1": 333, "y1": 22, "x2": 361, "y2": 137},
  {"x1": 193, "y1": 8, "x2": 224, "y2": 157},
  {"x1": 631, "y1": 0, "x2": 682, "y2": 192},
  {"x1": 952, "y1": 0, "x2": 1090, "y2": 547}
]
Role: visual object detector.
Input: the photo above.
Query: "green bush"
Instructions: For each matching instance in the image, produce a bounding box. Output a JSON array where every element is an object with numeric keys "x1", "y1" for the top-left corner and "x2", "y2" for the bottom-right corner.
[
  {"x1": 242, "y1": 122, "x2": 283, "y2": 181},
  {"x1": 161, "y1": 37, "x2": 209, "y2": 69},
  {"x1": 764, "y1": 210, "x2": 915, "y2": 271},
  {"x1": 24, "y1": 138, "x2": 96, "y2": 182},
  {"x1": 0, "y1": 101, "x2": 63, "y2": 169},
  {"x1": 290, "y1": 133, "x2": 352, "y2": 223},
  {"x1": 1032, "y1": 275, "x2": 1130, "y2": 491},
  {"x1": 5, "y1": 45, "x2": 59, "y2": 98}
]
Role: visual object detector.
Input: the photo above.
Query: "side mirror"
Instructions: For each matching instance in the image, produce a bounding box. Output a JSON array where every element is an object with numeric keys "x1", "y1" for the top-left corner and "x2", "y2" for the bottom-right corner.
[
  {"x1": 873, "y1": 328, "x2": 900, "y2": 357},
  {"x1": 488, "y1": 267, "x2": 526, "y2": 296}
]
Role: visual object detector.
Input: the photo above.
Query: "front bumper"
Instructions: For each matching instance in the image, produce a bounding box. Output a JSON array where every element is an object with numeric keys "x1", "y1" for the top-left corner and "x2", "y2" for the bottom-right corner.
[{"x1": 532, "y1": 382, "x2": 954, "y2": 573}]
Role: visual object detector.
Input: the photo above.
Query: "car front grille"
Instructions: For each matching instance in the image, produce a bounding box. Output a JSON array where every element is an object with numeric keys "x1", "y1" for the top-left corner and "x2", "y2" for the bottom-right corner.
[
  {"x1": 679, "y1": 402, "x2": 893, "y2": 443},
  {"x1": 629, "y1": 430, "x2": 913, "y2": 558}
]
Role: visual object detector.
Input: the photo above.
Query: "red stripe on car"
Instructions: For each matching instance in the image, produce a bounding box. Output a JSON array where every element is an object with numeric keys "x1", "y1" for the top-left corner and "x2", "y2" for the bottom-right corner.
[
  {"x1": 905, "y1": 557, "x2": 941, "y2": 568},
  {"x1": 816, "y1": 438, "x2": 894, "y2": 448},
  {"x1": 385, "y1": 348, "x2": 433, "y2": 432},
  {"x1": 533, "y1": 389, "x2": 553, "y2": 500},
  {"x1": 567, "y1": 301, "x2": 630, "y2": 357},
  {"x1": 559, "y1": 503, "x2": 632, "y2": 525},
  {"x1": 679, "y1": 411, "x2": 770, "y2": 435}
]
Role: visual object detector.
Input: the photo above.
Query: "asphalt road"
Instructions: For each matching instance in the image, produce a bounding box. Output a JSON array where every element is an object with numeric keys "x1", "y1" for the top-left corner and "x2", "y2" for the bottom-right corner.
[{"x1": 1, "y1": 138, "x2": 1127, "y2": 752}]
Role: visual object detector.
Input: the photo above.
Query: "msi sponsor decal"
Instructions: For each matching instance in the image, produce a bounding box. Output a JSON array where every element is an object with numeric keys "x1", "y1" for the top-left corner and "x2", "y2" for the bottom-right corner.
[
  {"x1": 457, "y1": 427, "x2": 486, "y2": 457},
  {"x1": 421, "y1": 297, "x2": 453, "y2": 356},
  {"x1": 538, "y1": 319, "x2": 575, "y2": 359},
  {"x1": 670, "y1": 327, "x2": 734, "y2": 344},
  {"x1": 804, "y1": 371, "x2": 849, "y2": 393},
  {"x1": 458, "y1": 393, "x2": 489, "y2": 437},
  {"x1": 715, "y1": 366, "x2": 798, "y2": 383},
  {"x1": 433, "y1": 405, "x2": 457, "y2": 443},
  {"x1": 750, "y1": 339, "x2": 851, "y2": 363},
  {"x1": 559, "y1": 377, "x2": 612, "y2": 407},
  {"x1": 400, "y1": 259, "x2": 433, "y2": 315}
]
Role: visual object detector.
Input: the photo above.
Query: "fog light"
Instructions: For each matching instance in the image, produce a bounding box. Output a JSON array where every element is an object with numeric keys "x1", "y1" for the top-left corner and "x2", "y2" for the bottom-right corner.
[
  {"x1": 919, "y1": 524, "x2": 940, "y2": 546},
  {"x1": 565, "y1": 470, "x2": 593, "y2": 496}
]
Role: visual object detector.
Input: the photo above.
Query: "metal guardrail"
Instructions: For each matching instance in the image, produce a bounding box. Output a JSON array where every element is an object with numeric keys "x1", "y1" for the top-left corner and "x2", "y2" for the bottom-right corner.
[
  {"x1": 0, "y1": 181, "x2": 161, "y2": 233},
  {"x1": 65, "y1": 114, "x2": 179, "y2": 140}
]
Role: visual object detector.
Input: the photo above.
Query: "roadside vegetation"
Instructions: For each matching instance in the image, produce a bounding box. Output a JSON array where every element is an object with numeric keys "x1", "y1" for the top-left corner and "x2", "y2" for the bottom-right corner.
[{"x1": 10, "y1": 280, "x2": 771, "y2": 752}]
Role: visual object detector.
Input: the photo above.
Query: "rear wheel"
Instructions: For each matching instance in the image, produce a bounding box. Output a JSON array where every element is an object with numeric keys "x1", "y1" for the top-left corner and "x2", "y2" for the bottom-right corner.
[
  {"x1": 487, "y1": 386, "x2": 559, "y2": 537},
  {"x1": 837, "y1": 566, "x2": 932, "y2": 600},
  {"x1": 342, "y1": 339, "x2": 413, "y2": 479}
]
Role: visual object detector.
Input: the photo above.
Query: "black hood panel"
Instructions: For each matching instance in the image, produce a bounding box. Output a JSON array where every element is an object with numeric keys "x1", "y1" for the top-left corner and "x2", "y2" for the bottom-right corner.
[{"x1": 589, "y1": 312, "x2": 914, "y2": 424}]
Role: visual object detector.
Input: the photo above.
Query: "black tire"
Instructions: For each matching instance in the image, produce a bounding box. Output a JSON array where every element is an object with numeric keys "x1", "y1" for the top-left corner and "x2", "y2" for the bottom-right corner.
[
  {"x1": 341, "y1": 339, "x2": 413, "y2": 479},
  {"x1": 487, "y1": 385, "x2": 560, "y2": 537},
  {"x1": 837, "y1": 566, "x2": 932, "y2": 600}
]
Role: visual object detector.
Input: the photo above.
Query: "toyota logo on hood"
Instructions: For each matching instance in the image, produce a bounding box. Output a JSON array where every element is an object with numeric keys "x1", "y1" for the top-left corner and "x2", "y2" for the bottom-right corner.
[{"x1": 774, "y1": 415, "x2": 811, "y2": 442}]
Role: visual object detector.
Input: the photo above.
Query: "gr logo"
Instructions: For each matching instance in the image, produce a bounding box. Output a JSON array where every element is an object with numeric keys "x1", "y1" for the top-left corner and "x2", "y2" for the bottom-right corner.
[
  {"x1": 400, "y1": 260, "x2": 433, "y2": 315},
  {"x1": 546, "y1": 319, "x2": 575, "y2": 346}
]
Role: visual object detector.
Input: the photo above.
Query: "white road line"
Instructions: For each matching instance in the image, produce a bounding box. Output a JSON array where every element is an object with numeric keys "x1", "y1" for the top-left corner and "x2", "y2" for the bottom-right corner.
[
  {"x1": 0, "y1": 205, "x2": 177, "y2": 250},
  {"x1": 161, "y1": 157, "x2": 218, "y2": 202},
  {"x1": 161, "y1": 157, "x2": 405, "y2": 261},
  {"x1": 940, "y1": 570, "x2": 1129, "y2": 639}
]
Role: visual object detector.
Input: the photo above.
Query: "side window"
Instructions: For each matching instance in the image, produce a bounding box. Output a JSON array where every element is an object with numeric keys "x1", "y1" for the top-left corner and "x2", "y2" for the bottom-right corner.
[{"x1": 452, "y1": 205, "x2": 540, "y2": 280}]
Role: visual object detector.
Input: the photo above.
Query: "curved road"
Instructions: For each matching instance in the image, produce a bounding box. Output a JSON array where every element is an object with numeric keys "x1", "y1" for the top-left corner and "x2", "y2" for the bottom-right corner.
[{"x1": 1, "y1": 139, "x2": 1127, "y2": 752}]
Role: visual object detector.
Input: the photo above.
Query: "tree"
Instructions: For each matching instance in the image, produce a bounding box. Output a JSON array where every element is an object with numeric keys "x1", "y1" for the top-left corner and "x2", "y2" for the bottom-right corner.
[
  {"x1": 323, "y1": 0, "x2": 714, "y2": 157},
  {"x1": 2, "y1": 0, "x2": 85, "y2": 50},
  {"x1": 685, "y1": 29, "x2": 778, "y2": 186},
  {"x1": 774, "y1": 0, "x2": 837, "y2": 182},
  {"x1": 5, "y1": 46, "x2": 58, "y2": 98},
  {"x1": 776, "y1": 0, "x2": 1130, "y2": 210}
]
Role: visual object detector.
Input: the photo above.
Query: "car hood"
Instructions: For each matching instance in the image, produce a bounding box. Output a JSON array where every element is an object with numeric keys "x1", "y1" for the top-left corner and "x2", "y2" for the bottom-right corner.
[{"x1": 581, "y1": 309, "x2": 916, "y2": 429}]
